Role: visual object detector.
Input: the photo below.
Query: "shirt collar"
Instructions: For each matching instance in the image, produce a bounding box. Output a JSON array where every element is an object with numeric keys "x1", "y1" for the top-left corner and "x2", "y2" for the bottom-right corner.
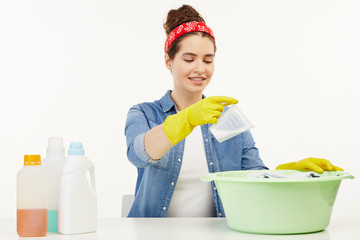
[
  {"x1": 159, "y1": 90, "x2": 207, "y2": 113},
  {"x1": 160, "y1": 90, "x2": 176, "y2": 113}
]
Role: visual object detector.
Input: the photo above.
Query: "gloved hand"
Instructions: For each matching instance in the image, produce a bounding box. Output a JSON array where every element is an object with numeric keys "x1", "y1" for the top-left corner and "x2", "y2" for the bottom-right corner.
[
  {"x1": 163, "y1": 96, "x2": 238, "y2": 145},
  {"x1": 275, "y1": 157, "x2": 343, "y2": 173}
]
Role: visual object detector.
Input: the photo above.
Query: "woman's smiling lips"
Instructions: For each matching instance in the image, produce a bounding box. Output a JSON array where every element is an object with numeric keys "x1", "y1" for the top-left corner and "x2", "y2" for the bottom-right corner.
[{"x1": 189, "y1": 77, "x2": 206, "y2": 85}]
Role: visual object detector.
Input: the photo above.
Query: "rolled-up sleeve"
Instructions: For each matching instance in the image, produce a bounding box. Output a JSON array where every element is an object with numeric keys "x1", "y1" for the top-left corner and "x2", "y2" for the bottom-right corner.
[
  {"x1": 125, "y1": 106, "x2": 154, "y2": 168},
  {"x1": 125, "y1": 105, "x2": 165, "y2": 168}
]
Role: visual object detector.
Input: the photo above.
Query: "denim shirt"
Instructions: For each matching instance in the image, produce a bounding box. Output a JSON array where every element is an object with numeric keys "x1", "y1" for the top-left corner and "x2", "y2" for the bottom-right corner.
[{"x1": 125, "y1": 90, "x2": 268, "y2": 217}]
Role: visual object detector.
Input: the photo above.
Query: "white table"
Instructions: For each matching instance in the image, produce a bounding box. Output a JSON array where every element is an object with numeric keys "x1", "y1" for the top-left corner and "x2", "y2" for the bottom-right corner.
[{"x1": 1, "y1": 217, "x2": 359, "y2": 240}]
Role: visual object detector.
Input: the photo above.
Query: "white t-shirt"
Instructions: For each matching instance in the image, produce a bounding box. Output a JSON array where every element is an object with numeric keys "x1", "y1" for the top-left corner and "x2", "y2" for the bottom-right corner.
[{"x1": 166, "y1": 126, "x2": 216, "y2": 217}]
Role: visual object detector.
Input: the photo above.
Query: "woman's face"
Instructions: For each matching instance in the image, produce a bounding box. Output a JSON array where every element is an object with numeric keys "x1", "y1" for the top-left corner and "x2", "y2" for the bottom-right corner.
[{"x1": 165, "y1": 34, "x2": 215, "y2": 95}]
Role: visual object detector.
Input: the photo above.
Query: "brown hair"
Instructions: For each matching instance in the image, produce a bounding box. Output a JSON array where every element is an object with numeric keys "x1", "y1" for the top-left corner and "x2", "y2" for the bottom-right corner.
[{"x1": 163, "y1": 4, "x2": 216, "y2": 59}]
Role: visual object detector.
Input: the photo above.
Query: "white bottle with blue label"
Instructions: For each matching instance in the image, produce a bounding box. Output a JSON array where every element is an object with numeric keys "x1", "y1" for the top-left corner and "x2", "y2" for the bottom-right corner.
[{"x1": 58, "y1": 142, "x2": 97, "y2": 234}]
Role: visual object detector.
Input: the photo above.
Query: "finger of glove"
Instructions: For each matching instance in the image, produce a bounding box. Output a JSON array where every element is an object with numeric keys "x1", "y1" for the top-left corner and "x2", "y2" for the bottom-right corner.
[
  {"x1": 320, "y1": 160, "x2": 344, "y2": 171},
  {"x1": 324, "y1": 162, "x2": 344, "y2": 172},
  {"x1": 209, "y1": 108, "x2": 222, "y2": 119},
  {"x1": 191, "y1": 99, "x2": 223, "y2": 114},
  {"x1": 321, "y1": 159, "x2": 337, "y2": 171},
  {"x1": 202, "y1": 109, "x2": 222, "y2": 124},
  {"x1": 207, "y1": 116, "x2": 219, "y2": 124},
  {"x1": 207, "y1": 102, "x2": 224, "y2": 112},
  {"x1": 333, "y1": 165, "x2": 344, "y2": 171},
  {"x1": 310, "y1": 158, "x2": 337, "y2": 171},
  {"x1": 189, "y1": 108, "x2": 221, "y2": 126},
  {"x1": 210, "y1": 96, "x2": 238, "y2": 106},
  {"x1": 298, "y1": 160, "x2": 325, "y2": 173}
]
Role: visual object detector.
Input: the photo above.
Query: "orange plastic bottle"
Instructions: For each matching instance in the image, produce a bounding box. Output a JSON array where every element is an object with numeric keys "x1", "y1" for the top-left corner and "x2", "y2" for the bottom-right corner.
[{"x1": 17, "y1": 155, "x2": 48, "y2": 237}]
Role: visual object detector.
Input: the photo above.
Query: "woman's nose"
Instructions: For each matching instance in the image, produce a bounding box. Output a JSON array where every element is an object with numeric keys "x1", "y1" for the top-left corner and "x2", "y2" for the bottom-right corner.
[{"x1": 194, "y1": 60, "x2": 205, "y2": 73}]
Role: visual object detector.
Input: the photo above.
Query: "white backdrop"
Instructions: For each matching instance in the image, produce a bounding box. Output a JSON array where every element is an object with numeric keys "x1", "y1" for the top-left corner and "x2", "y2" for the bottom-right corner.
[{"x1": 1, "y1": 0, "x2": 359, "y2": 219}]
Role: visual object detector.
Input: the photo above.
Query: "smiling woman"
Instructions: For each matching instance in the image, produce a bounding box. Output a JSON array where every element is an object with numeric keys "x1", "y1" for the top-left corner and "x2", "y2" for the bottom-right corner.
[
  {"x1": 123, "y1": 4, "x2": 342, "y2": 218},
  {"x1": 124, "y1": 4, "x2": 264, "y2": 218}
]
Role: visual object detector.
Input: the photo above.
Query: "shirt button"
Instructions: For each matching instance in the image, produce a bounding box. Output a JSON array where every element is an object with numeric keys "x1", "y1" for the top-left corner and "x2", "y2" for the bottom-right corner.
[
  {"x1": 205, "y1": 139, "x2": 209, "y2": 142},
  {"x1": 218, "y1": 213, "x2": 222, "y2": 216},
  {"x1": 171, "y1": 182, "x2": 174, "y2": 186},
  {"x1": 209, "y1": 162, "x2": 213, "y2": 166},
  {"x1": 163, "y1": 207, "x2": 167, "y2": 210},
  {"x1": 213, "y1": 187, "x2": 217, "y2": 191},
  {"x1": 178, "y1": 158, "x2": 181, "y2": 162}
]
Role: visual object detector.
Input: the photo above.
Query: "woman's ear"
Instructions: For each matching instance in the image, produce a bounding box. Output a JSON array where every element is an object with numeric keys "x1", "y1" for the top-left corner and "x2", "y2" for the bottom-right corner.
[{"x1": 165, "y1": 54, "x2": 172, "y2": 71}]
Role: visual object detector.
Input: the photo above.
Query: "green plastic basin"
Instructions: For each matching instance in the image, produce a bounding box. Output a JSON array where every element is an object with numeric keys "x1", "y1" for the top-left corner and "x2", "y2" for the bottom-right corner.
[{"x1": 201, "y1": 170, "x2": 354, "y2": 234}]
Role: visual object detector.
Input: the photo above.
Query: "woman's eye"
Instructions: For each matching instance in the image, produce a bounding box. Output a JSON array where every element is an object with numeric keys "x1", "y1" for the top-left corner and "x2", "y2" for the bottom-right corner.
[
  {"x1": 204, "y1": 60, "x2": 213, "y2": 64},
  {"x1": 184, "y1": 59, "x2": 193, "y2": 62}
]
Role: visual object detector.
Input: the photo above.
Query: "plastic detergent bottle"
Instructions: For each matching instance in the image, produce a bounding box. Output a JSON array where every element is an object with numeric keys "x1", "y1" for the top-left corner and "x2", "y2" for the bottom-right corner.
[
  {"x1": 42, "y1": 137, "x2": 65, "y2": 232},
  {"x1": 17, "y1": 155, "x2": 48, "y2": 237},
  {"x1": 58, "y1": 142, "x2": 97, "y2": 234}
]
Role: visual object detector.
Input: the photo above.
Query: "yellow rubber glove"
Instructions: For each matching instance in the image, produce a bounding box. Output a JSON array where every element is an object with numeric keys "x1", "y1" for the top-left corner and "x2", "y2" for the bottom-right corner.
[
  {"x1": 163, "y1": 96, "x2": 238, "y2": 145},
  {"x1": 276, "y1": 157, "x2": 343, "y2": 173}
]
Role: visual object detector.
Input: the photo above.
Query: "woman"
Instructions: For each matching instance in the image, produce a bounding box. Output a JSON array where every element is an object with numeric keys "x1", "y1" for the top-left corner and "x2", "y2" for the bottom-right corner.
[{"x1": 125, "y1": 5, "x2": 342, "y2": 218}]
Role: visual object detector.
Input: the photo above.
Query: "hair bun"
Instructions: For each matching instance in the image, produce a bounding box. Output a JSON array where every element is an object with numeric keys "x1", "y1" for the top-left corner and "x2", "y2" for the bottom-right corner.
[{"x1": 164, "y1": 5, "x2": 205, "y2": 35}]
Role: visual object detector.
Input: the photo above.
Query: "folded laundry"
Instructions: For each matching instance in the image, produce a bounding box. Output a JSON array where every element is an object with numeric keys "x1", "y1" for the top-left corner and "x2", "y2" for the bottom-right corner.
[{"x1": 247, "y1": 171, "x2": 321, "y2": 179}]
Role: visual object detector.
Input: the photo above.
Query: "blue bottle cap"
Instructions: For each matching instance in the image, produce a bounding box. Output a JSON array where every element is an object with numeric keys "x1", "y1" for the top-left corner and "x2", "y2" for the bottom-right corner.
[{"x1": 68, "y1": 142, "x2": 85, "y2": 155}]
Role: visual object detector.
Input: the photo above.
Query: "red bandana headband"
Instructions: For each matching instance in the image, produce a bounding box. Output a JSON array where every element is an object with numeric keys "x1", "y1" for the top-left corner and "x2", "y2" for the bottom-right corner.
[{"x1": 164, "y1": 21, "x2": 215, "y2": 53}]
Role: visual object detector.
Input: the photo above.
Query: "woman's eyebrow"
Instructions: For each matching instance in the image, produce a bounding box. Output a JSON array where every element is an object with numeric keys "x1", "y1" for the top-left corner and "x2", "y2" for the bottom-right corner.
[
  {"x1": 182, "y1": 52, "x2": 215, "y2": 57},
  {"x1": 182, "y1": 52, "x2": 197, "y2": 57}
]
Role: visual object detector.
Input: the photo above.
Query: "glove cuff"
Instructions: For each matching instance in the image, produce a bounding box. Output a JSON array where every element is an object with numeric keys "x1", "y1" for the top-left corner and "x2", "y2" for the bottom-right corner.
[{"x1": 163, "y1": 110, "x2": 194, "y2": 145}]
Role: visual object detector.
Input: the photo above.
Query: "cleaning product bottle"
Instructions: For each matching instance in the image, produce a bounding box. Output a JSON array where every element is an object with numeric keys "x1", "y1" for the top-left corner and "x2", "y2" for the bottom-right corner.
[
  {"x1": 17, "y1": 155, "x2": 48, "y2": 237},
  {"x1": 58, "y1": 142, "x2": 97, "y2": 234},
  {"x1": 42, "y1": 137, "x2": 65, "y2": 232}
]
